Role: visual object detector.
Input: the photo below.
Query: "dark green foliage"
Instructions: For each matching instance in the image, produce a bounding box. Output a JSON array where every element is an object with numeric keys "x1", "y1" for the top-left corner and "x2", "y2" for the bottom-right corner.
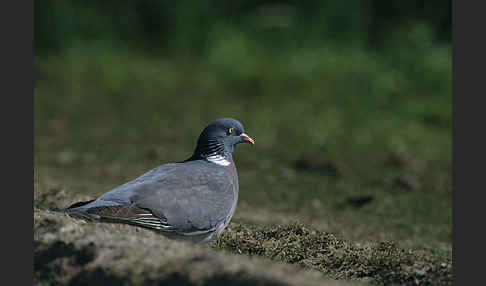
[{"x1": 35, "y1": 1, "x2": 450, "y2": 56}]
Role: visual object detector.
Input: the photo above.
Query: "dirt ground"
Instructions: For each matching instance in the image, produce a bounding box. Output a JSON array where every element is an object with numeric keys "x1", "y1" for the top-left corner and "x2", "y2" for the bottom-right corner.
[
  {"x1": 34, "y1": 192, "x2": 355, "y2": 286},
  {"x1": 34, "y1": 172, "x2": 451, "y2": 285}
]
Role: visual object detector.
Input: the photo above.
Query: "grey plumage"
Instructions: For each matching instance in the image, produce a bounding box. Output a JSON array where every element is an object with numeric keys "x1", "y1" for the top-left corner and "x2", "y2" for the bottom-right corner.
[{"x1": 59, "y1": 118, "x2": 254, "y2": 243}]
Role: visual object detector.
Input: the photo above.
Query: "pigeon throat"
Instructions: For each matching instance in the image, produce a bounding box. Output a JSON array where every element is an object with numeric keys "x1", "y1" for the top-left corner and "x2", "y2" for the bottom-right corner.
[
  {"x1": 206, "y1": 154, "x2": 231, "y2": 166},
  {"x1": 189, "y1": 140, "x2": 232, "y2": 166}
]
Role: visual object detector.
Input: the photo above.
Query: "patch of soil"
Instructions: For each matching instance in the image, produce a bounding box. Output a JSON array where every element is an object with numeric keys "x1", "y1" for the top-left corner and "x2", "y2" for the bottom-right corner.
[
  {"x1": 294, "y1": 154, "x2": 342, "y2": 178},
  {"x1": 33, "y1": 204, "x2": 352, "y2": 286},
  {"x1": 337, "y1": 195, "x2": 374, "y2": 209},
  {"x1": 214, "y1": 223, "x2": 452, "y2": 285}
]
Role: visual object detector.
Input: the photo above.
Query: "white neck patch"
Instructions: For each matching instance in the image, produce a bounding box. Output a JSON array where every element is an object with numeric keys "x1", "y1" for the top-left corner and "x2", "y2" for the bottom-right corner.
[{"x1": 206, "y1": 154, "x2": 231, "y2": 166}]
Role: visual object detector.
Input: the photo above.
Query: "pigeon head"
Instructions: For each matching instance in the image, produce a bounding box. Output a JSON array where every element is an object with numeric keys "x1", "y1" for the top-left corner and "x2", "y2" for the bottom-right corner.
[{"x1": 188, "y1": 118, "x2": 254, "y2": 163}]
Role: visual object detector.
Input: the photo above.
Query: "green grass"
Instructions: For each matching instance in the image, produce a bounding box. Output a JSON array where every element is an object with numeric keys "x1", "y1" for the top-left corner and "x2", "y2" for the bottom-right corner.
[{"x1": 35, "y1": 28, "x2": 451, "y2": 253}]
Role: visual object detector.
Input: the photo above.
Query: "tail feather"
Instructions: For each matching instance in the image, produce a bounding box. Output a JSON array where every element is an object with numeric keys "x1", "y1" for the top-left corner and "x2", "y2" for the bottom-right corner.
[
  {"x1": 66, "y1": 199, "x2": 96, "y2": 209},
  {"x1": 52, "y1": 200, "x2": 172, "y2": 231},
  {"x1": 51, "y1": 202, "x2": 99, "y2": 221}
]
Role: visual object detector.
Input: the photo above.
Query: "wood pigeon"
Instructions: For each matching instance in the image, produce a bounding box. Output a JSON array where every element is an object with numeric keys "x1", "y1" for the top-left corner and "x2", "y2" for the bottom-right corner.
[{"x1": 59, "y1": 118, "x2": 255, "y2": 243}]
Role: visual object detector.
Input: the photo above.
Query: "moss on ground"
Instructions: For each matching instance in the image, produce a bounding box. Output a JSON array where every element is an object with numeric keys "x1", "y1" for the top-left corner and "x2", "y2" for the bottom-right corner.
[{"x1": 212, "y1": 223, "x2": 452, "y2": 285}]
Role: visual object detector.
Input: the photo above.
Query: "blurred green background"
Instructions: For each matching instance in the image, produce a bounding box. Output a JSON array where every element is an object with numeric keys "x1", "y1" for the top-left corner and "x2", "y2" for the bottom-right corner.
[{"x1": 34, "y1": 1, "x2": 451, "y2": 249}]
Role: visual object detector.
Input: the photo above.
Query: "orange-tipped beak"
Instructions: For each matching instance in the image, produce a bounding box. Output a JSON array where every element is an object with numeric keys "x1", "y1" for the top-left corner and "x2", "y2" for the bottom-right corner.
[{"x1": 240, "y1": 133, "x2": 255, "y2": 145}]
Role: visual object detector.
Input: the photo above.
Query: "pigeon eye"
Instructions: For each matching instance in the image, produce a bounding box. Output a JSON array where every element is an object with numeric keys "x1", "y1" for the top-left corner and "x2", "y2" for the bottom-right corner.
[{"x1": 228, "y1": 128, "x2": 234, "y2": 134}]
